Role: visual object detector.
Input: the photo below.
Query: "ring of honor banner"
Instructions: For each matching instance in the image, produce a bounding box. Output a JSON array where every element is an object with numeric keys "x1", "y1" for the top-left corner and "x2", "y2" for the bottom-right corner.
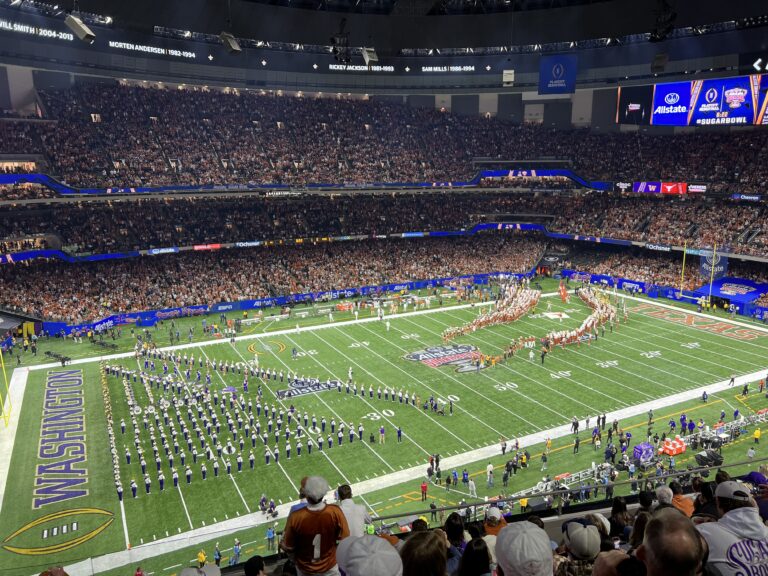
[
  {"x1": 538, "y1": 54, "x2": 577, "y2": 94},
  {"x1": 621, "y1": 73, "x2": 768, "y2": 126}
]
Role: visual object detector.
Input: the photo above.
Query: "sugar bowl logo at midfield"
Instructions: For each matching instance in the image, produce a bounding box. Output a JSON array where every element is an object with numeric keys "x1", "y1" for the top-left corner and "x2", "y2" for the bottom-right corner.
[{"x1": 404, "y1": 344, "x2": 485, "y2": 373}]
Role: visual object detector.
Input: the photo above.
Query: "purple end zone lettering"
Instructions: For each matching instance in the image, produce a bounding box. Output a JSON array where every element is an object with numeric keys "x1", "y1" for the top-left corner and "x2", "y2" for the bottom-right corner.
[
  {"x1": 33, "y1": 477, "x2": 88, "y2": 509},
  {"x1": 33, "y1": 369, "x2": 89, "y2": 508}
]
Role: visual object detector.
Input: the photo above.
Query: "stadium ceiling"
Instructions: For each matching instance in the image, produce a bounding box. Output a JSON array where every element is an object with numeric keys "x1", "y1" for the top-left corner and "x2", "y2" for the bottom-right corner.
[{"x1": 64, "y1": 0, "x2": 768, "y2": 51}]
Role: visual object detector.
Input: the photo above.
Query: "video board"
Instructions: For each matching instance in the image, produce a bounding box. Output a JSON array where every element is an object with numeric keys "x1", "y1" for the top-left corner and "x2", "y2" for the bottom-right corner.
[{"x1": 617, "y1": 74, "x2": 768, "y2": 126}]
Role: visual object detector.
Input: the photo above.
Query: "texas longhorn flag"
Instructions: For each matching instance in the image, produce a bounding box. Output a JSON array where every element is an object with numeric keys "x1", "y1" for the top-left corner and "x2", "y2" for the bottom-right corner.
[{"x1": 559, "y1": 280, "x2": 569, "y2": 303}]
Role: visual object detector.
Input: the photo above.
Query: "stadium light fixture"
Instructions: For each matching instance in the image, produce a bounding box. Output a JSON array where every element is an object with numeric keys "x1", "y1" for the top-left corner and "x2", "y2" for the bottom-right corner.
[
  {"x1": 65, "y1": 14, "x2": 95, "y2": 43},
  {"x1": 220, "y1": 0, "x2": 241, "y2": 54}
]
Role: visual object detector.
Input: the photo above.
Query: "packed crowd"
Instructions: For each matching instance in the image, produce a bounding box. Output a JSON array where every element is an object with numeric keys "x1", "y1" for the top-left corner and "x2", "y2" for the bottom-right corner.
[
  {"x1": 0, "y1": 192, "x2": 535, "y2": 254},
  {"x1": 0, "y1": 183, "x2": 58, "y2": 201},
  {"x1": 2, "y1": 191, "x2": 768, "y2": 257},
  {"x1": 0, "y1": 84, "x2": 763, "y2": 191},
  {"x1": 566, "y1": 249, "x2": 768, "y2": 291},
  {"x1": 0, "y1": 235, "x2": 546, "y2": 322},
  {"x1": 574, "y1": 252, "x2": 704, "y2": 291},
  {"x1": 194, "y1": 469, "x2": 768, "y2": 576}
]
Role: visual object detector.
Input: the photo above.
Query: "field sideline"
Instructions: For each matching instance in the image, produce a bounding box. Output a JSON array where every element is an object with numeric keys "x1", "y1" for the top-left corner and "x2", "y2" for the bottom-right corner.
[{"x1": 1, "y1": 288, "x2": 767, "y2": 576}]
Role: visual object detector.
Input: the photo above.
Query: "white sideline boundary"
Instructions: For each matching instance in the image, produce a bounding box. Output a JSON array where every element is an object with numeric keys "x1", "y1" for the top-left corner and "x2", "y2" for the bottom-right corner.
[
  {"x1": 24, "y1": 298, "x2": 504, "y2": 373},
  {"x1": 0, "y1": 368, "x2": 29, "y2": 517},
  {"x1": 62, "y1": 368, "x2": 765, "y2": 576},
  {"x1": 0, "y1": 291, "x2": 765, "y2": 575}
]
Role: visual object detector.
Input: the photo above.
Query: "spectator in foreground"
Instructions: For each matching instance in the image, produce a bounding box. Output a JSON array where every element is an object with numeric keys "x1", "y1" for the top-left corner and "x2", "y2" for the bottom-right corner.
[
  {"x1": 608, "y1": 497, "x2": 632, "y2": 539},
  {"x1": 637, "y1": 491, "x2": 655, "y2": 515},
  {"x1": 655, "y1": 486, "x2": 674, "y2": 511},
  {"x1": 697, "y1": 481, "x2": 768, "y2": 576},
  {"x1": 636, "y1": 508, "x2": 702, "y2": 576},
  {"x1": 336, "y1": 535, "x2": 403, "y2": 576},
  {"x1": 669, "y1": 482, "x2": 694, "y2": 518},
  {"x1": 281, "y1": 476, "x2": 350, "y2": 576},
  {"x1": 337, "y1": 484, "x2": 371, "y2": 538},
  {"x1": 557, "y1": 519, "x2": 601, "y2": 576},
  {"x1": 626, "y1": 511, "x2": 650, "y2": 553},
  {"x1": 495, "y1": 522, "x2": 553, "y2": 576},
  {"x1": 483, "y1": 507, "x2": 507, "y2": 536},
  {"x1": 457, "y1": 538, "x2": 492, "y2": 576},
  {"x1": 244, "y1": 556, "x2": 267, "y2": 576},
  {"x1": 400, "y1": 530, "x2": 448, "y2": 576}
]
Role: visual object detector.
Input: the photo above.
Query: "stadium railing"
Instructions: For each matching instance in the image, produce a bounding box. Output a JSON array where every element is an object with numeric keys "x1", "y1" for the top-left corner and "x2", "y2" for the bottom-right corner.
[{"x1": 42, "y1": 454, "x2": 767, "y2": 576}]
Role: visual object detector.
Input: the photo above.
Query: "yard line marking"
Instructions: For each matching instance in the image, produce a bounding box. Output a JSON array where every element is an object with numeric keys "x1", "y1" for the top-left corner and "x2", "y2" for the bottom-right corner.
[
  {"x1": 362, "y1": 319, "x2": 552, "y2": 429},
  {"x1": 276, "y1": 332, "x2": 431, "y2": 461},
  {"x1": 176, "y1": 482, "x2": 194, "y2": 530},
  {"x1": 163, "y1": 565, "x2": 182, "y2": 571},
  {"x1": 119, "y1": 497, "x2": 130, "y2": 550},
  {"x1": 614, "y1": 307, "x2": 767, "y2": 368},
  {"x1": 335, "y1": 324, "x2": 512, "y2": 439},
  {"x1": 227, "y1": 468, "x2": 251, "y2": 514},
  {"x1": 25, "y1": 298, "x2": 505, "y2": 373},
  {"x1": 515, "y1": 303, "x2": 742, "y2": 382},
  {"x1": 296, "y1": 331, "x2": 472, "y2": 452},
  {"x1": 419, "y1": 311, "x2": 636, "y2": 408},
  {"x1": 198, "y1": 346, "x2": 298, "y2": 494},
  {"x1": 440, "y1": 308, "x2": 677, "y2": 405},
  {"x1": 228, "y1": 339, "x2": 397, "y2": 474}
]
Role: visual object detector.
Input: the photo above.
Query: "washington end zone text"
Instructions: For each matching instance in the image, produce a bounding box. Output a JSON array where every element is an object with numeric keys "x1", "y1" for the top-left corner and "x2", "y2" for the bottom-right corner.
[{"x1": 33, "y1": 370, "x2": 88, "y2": 509}]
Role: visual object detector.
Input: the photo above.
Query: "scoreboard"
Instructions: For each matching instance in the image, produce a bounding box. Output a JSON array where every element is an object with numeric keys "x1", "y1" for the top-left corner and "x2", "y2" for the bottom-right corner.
[{"x1": 617, "y1": 74, "x2": 768, "y2": 126}]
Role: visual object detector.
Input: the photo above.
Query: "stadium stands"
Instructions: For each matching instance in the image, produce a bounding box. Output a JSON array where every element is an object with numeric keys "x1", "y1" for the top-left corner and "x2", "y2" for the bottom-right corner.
[
  {"x1": 2, "y1": 192, "x2": 768, "y2": 257},
  {"x1": 0, "y1": 234, "x2": 546, "y2": 322},
  {"x1": 0, "y1": 84, "x2": 763, "y2": 191}
]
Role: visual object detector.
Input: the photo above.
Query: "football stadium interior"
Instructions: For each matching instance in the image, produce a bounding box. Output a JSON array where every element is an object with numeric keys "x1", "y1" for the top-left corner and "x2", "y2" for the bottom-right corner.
[{"x1": 1, "y1": 1, "x2": 768, "y2": 576}]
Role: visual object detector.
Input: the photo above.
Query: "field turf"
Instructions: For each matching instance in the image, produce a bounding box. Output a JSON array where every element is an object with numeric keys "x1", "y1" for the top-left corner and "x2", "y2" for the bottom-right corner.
[{"x1": 1, "y1": 283, "x2": 767, "y2": 576}]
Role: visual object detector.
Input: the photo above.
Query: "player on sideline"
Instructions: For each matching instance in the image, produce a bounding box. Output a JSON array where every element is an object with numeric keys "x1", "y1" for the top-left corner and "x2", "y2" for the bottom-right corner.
[{"x1": 729, "y1": 374, "x2": 736, "y2": 387}]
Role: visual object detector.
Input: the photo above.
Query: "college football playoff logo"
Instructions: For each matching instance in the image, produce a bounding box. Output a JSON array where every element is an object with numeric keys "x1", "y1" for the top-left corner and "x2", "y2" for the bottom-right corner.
[{"x1": 404, "y1": 344, "x2": 483, "y2": 373}]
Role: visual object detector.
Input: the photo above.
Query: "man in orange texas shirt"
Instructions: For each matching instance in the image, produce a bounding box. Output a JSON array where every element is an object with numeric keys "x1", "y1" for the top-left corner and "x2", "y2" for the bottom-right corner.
[{"x1": 281, "y1": 476, "x2": 350, "y2": 576}]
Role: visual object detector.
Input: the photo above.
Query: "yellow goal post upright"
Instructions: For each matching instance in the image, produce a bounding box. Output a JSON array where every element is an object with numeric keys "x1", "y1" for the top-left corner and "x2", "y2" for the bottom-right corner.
[
  {"x1": 678, "y1": 240, "x2": 687, "y2": 297},
  {"x1": 705, "y1": 243, "x2": 718, "y2": 309},
  {"x1": 675, "y1": 240, "x2": 699, "y2": 303}
]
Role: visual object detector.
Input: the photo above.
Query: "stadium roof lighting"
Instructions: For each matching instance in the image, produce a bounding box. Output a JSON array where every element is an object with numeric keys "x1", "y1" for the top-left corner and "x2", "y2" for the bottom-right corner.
[{"x1": 65, "y1": 13, "x2": 96, "y2": 44}]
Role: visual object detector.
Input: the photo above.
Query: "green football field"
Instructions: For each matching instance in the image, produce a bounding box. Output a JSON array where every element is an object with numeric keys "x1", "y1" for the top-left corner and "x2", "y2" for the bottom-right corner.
[{"x1": 1, "y1": 284, "x2": 768, "y2": 576}]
